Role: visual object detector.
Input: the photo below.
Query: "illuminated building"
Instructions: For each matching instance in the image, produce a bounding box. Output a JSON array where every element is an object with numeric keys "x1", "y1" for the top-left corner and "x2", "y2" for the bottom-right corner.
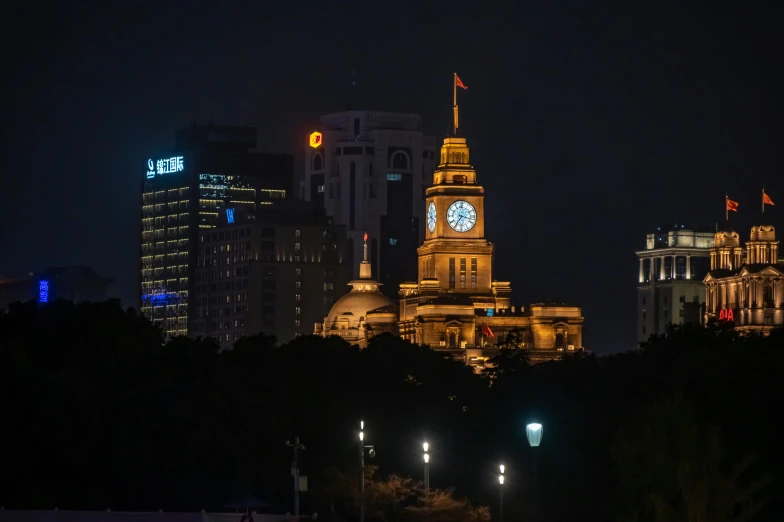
[
  {"x1": 194, "y1": 201, "x2": 349, "y2": 349},
  {"x1": 0, "y1": 266, "x2": 113, "y2": 309},
  {"x1": 316, "y1": 104, "x2": 584, "y2": 367},
  {"x1": 301, "y1": 111, "x2": 438, "y2": 298},
  {"x1": 140, "y1": 123, "x2": 293, "y2": 338},
  {"x1": 635, "y1": 225, "x2": 714, "y2": 342},
  {"x1": 704, "y1": 225, "x2": 783, "y2": 333}
]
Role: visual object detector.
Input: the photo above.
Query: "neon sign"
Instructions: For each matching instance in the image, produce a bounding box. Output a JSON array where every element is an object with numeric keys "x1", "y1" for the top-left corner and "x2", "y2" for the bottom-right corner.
[
  {"x1": 718, "y1": 309, "x2": 735, "y2": 322},
  {"x1": 146, "y1": 156, "x2": 184, "y2": 179},
  {"x1": 226, "y1": 208, "x2": 235, "y2": 224},
  {"x1": 39, "y1": 280, "x2": 49, "y2": 303},
  {"x1": 309, "y1": 132, "x2": 323, "y2": 148}
]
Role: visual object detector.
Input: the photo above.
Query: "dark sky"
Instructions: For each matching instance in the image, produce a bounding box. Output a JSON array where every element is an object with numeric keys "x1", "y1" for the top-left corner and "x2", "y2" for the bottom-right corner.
[{"x1": 3, "y1": 1, "x2": 782, "y2": 353}]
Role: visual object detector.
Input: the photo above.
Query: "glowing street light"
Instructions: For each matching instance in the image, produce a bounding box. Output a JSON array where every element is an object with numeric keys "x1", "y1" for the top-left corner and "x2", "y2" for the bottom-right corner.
[
  {"x1": 423, "y1": 442, "x2": 430, "y2": 498},
  {"x1": 526, "y1": 422, "x2": 543, "y2": 447},
  {"x1": 498, "y1": 463, "x2": 505, "y2": 522}
]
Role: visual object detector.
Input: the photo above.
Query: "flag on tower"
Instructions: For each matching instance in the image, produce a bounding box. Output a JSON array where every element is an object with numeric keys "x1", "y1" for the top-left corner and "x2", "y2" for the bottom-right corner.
[
  {"x1": 725, "y1": 195, "x2": 739, "y2": 221},
  {"x1": 482, "y1": 323, "x2": 495, "y2": 338},
  {"x1": 456, "y1": 75, "x2": 468, "y2": 90},
  {"x1": 763, "y1": 190, "x2": 775, "y2": 210}
]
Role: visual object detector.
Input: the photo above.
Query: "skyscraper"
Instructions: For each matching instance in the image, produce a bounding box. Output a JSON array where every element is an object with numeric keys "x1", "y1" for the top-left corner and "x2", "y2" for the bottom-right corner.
[
  {"x1": 301, "y1": 111, "x2": 438, "y2": 298},
  {"x1": 140, "y1": 123, "x2": 293, "y2": 337}
]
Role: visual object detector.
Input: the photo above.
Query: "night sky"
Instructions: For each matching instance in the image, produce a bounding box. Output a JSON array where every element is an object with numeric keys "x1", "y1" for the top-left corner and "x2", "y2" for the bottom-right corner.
[{"x1": 3, "y1": 1, "x2": 782, "y2": 353}]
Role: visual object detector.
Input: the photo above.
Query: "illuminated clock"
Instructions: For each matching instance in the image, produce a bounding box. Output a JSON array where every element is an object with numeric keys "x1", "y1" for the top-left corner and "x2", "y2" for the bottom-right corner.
[
  {"x1": 446, "y1": 200, "x2": 477, "y2": 232},
  {"x1": 427, "y1": 201, "x2": 437, "y2": 233}
]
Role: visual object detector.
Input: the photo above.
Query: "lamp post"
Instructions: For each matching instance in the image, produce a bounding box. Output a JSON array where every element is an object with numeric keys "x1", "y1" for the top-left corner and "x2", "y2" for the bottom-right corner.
[
  {"x1": 498, "y1": 464, "x2": 505, "y2": 522},
  {"x1": 525, "y1": 423, "x2": 543, "y2": 522},
  {"x1": 285, "y1": 436, "x2": 306, "y2": 516},
  {"x1": 359, "y1": 421, "x2": 375, "y2": 522},
  {"x1": 423, "y1": 442, "x2": 430, "y2": 497}
]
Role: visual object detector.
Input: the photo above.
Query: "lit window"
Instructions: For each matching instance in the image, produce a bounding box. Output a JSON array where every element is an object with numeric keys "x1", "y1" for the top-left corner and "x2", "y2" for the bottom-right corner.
[
  {"x1": 295, "y1": 229, "x2": 301, "y2": 238},
  {"x1": 294, "y1": 242, "x2": 301, "y2": 251},
  {"x1": 389, "y1": 238, "x2": 398, "y2": 246},
  {"x1": 295, "y1": 307, "x2": 302, "y2": 316},
  {"x1": 296, "y1": 294, "x2": 302, "y2": 302},
  {"x1": 317, "y1": 184, "x2": 325, "y2": 193},
  {"x1": 387, "y1": 173, "x2": 402, "y2": 181}
]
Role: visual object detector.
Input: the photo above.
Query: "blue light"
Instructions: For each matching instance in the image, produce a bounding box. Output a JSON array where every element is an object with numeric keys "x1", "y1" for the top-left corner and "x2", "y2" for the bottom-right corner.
[
  {"x1": 142, "y1": 292, "x2": 178, "y2": 305},
  {"x1": 226, "y1": 208, "x2": 235, "y2": 224},
  {"x1": 39, "y1": 280, "x2": 49, "y2": 303},
  {"x1": 487, "y1": 308, "x2": 494, "y2": 317}
]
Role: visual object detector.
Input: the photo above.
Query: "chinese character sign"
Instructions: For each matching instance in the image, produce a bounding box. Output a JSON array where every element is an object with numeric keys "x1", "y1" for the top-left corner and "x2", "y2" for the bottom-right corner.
[
  {"x1": 39, "y1": 280, "x2": 49, "y2": 303},
  {"x1": 146, "y1": 156, "x2": 185, "y2": 178}
]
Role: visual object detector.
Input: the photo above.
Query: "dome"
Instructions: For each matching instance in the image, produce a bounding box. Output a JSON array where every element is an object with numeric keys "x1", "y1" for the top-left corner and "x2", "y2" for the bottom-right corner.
[{"x1": 325, "y1": 281, "x2": 394, "y2": 329}]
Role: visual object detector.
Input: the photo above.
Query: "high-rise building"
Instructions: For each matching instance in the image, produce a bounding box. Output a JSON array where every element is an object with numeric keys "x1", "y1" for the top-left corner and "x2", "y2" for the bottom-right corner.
[
  {"x1": 316, "y1": 114, "x2": 585, "y2": 367},
  {"x1": 301, "y1": 111, "x2": 438, "y2": 298},
  {"x1": 193, "y1": 201, "x2": 349, "y2": 349},
  {"x1": 635, "y1": 225, "x2": 713, "y2": 342},
  {"x1": 140, "y1": 123, "x2": 293, "y2": 338},
  {"x1": 0, "y1": 266, "x2": 113, "y2": 309},
  {"x1": 704, "y1": 225, "x2": 783, "y2": 333}
]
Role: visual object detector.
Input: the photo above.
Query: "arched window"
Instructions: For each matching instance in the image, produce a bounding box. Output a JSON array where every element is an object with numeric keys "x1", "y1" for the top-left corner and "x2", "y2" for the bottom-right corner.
[
  {"x1": 312, "y1": 153, "x2": 323, "y2": 171},
  {"x1": 391, "y1": 151, "x2": 409, "y2": 170},
  {"x1": 354, "y1": 118, "x2": 360, "y2": 137}
]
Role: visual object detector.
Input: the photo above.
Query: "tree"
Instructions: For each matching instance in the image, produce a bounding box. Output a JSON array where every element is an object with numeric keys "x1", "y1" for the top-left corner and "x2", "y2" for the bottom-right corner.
[{"x1": 611, "y1": 394, "x2": 771, "y2": 522}]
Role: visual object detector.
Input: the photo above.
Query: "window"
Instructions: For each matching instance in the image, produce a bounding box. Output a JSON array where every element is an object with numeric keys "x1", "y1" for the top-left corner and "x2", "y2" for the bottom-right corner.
[
  {"x1": 354, "y1": 118, "x2": 360, "y2": 137},
  {"x1": 324, "y1": 282, "x2": 334, "y2": 291},
  {"x1": 295, "y1": 294, "x2": 302, "y2": 302},
  {"x1": 296, "y1": 268, "x2": 302, "y2": 276},
  {"x1": 642, "y1": 312, "x2": 646, "y2": 320},
  {"x1": 295, "y1": 307, "x2": 302, "y2": 316},
  {"x1": 676, "y1": 256, "x2": 686, "y2": 279},
  {"x1": 459, "y1": 258, "x2": 466, "y2": 289},
  {"x1": 471, "y1": 258, "x2": 477, "y2": 289},
  {"x1": 295, "y1": 229, "x2": 301, "y2": 238},
  {"x1": 387, "y1": 173, "x2": 402, "y2": 181},
  {"x1": 317, "y1": 184, "x2": 325, "y2": 193},
  {"x1": 642, "y1": 326, "x2": 646, "y2": 334},
  {"x1": 294, "y1": 242, "x2": 301, "y2": 251},
  {"x1": 449, "y1": 258, "x2": 455, "y2": 289},
  {"x1": 295, "y1": 281, "x2": 301, "y2": 289},
  {"x1": 391, "y1": 151, "x2": 409, "y2": 169},
  {"x1": 389, "y1": 238, "x2": 398, "y2": 246},
  {"x1": 642, "y1": 297, "x2": 646, "y2": 305}
]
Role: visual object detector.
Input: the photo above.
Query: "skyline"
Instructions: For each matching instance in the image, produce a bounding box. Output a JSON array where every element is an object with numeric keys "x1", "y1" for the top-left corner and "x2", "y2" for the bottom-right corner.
[{"x1": 3, "y1": 1, "x2": 783, "y2": 353}]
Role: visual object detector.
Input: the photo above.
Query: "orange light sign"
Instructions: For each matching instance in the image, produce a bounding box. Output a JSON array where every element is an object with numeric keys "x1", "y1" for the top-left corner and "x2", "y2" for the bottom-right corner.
[
  {"x1": 719, "y1": 309, "x2": 734, "y2": 322},
  {"x1": 309, "y1": 132, "x2": 323, "y2": 148}
]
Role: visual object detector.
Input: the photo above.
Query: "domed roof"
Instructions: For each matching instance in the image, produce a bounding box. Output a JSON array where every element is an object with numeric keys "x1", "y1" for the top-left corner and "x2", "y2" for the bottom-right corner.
[
  {"x1": 323, "y1": 233, "x2": 394, "y2": 329},
  {"x1": 325, "y1": 285, "x2": 394, "y2": 326}
]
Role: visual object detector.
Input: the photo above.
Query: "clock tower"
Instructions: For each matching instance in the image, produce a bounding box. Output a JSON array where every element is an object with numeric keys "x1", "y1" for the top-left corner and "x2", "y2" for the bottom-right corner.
[
  {"x1": 419, "y1": 135, "x2": 494, "y2": 292},
  {"x1": 362, "y1": 74, "x2": 584, "y2": 368}
]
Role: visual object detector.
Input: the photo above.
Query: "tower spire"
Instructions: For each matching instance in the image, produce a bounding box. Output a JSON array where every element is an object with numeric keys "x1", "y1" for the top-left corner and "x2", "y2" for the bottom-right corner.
[{"x1": 359, "y1": 231, "x2": 371, "y2": 279}]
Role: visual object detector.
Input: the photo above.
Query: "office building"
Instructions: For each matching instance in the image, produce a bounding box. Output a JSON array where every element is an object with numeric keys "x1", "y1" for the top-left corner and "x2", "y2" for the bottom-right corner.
[
  {"x1": 635, "y1": 225, "x2": 714, "y2": 342},
  {"x1": 0, "y1": 266, "x2": 113, "y2": 309},
  {"x1": 301, "y1": 111, "x2": 438, "y2": 298},
  {"x1": 317, "y1": 120, "x2": 585, "y2": 367},
  {"x1": 704, "y1": 225, "x2": 783, "y2": 333},
  {"x1": 194, "y1": 200, "x2": 349, "y2": 349},
  {"x1": 140, "y1": 123, "x2": 294, "y2": 337}
]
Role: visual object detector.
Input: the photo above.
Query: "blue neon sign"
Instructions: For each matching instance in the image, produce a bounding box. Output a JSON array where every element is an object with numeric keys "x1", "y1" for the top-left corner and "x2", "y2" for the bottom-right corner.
[
  {"x1": 226, "y1": 208, "x2": 235, "y2": 223},
  {"x1": 39, "y1": 280, "x2": 49, "y2": 303},
  {"x1": 146, "y1": 156, "x2": 184, "y2": 179}
]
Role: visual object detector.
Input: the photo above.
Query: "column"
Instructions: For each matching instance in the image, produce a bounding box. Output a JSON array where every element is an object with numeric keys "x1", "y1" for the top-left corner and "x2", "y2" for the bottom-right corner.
[
  {"x1": 660, "y1": 256, "x2": 665, "y2": 280},
  {"x1": 639, "y1": 258, "x2": 644, "y2": 283},
  {"x1": 686, "y1": 255, "x2": 691, "y2": 279},
  {"x1": 672, "y1": 255, "x2": 677, "y2": 279}
]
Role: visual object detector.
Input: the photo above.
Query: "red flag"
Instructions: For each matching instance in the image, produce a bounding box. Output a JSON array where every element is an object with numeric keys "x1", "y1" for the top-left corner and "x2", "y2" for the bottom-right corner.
[
  {"x1": 726, "y1": 198, "x2": 739, "y2": 212},
  {"x1": 482, "y1": 323, "x2": 494, "y2": 338},
  {"x1": 763, "y1": 191, "x2": 775, "y2": 206},
  {"x1": 456, "y1": 75, "x2": 468, "y2": 90}
]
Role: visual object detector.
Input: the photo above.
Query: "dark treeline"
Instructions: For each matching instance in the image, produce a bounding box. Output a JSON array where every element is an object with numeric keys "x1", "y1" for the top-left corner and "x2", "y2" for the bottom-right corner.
[{"x1": 1, "y1": 300, "x2": 782, "y2": 522}]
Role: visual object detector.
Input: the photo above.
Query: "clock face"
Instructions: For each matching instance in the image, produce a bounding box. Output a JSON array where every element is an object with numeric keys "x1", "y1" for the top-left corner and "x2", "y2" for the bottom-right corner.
[
  {"x1": 447, "y1": 200, "x2": 477, "y2": 232},
  {"x1": 427, "y1": 202, "x2": 437, "y2": 233}
]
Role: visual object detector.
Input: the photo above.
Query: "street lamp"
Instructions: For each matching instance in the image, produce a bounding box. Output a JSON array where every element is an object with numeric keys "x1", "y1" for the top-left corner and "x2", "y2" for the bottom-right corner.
[
  {"x1": 498, "y1": 464, "x2": 505, "y2": 522},
  {"x1": 525, "y1": 423, "x2": 543, "y2": 522},
  {"x1": 525, "y1": 423, "x2": 543, "y2": 447},
  {"x1": 359, "y1": 421, "x2": 375, "y2": 522},
  {"x1": 423, "y1": 442, "x2": 430, "y2": 498}
]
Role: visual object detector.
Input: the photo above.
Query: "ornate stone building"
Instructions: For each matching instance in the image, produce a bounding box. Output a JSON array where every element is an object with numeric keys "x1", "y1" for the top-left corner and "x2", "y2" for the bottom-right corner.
[
  {"x1": 316, "y1": 124, "x2": 584, "y2": 367},
  {"x1": 703, "y1": 225, "x2": 784, "y2": 333}
]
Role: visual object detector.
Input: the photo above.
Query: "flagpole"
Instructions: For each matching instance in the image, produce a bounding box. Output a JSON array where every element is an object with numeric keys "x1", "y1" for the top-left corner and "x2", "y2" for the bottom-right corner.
[
  {"x1": 762, "y1": 185, "x2": 765, "y2": 214},
  {"x1": 725, "y1": 194, "x2": 728, "y2": 222},
  {"x1": 453, "y1": 73, "x2": 458, "y2": 135}
]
